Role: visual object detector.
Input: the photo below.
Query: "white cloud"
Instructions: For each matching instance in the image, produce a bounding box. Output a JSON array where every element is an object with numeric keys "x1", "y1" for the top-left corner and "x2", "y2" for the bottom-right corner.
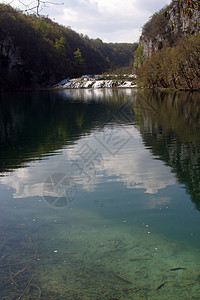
[
  {"x1": 0, "y1": 122, "x2": 176, "y2": 199},
  {"x1": 5, "y1": 0, "x2": 171, "y2": 42}
]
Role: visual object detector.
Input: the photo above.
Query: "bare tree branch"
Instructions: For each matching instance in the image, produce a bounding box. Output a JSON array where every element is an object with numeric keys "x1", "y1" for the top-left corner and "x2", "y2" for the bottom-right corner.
[{"x1": 4, "y1": 0, "x2": 64, "y2": 16}]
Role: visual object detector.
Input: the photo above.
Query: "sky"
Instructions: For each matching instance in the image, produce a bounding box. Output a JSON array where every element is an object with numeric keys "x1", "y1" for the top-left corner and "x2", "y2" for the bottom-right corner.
[{"x1": 4, "y1": 0, "x2": 171, "y2": 43}]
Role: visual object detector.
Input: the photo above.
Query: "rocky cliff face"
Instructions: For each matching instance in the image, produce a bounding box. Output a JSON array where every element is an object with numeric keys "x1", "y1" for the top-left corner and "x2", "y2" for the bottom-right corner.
[
  {"x1": 0, "y1": 38, "x2": 22, "y2": 69},
  {"x1": 167, "y1": 1, "x2": 199, "y2": 35},
  {"x1": 0, "y1": 38, "x2": 26, "y2": 90},
  {"x1": 140, "y1": 1, "x2": 200, "y2": 58},
  {"x1": 0, "y1": 37, "x2": 55, "y2": 89}
]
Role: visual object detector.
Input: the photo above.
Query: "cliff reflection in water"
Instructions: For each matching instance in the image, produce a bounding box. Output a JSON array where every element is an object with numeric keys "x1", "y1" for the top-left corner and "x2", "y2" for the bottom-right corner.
[
  {"x1": 135, "y1": 90, "x2": 200, "y2": 211},
  {"x1": 0, "y1": 89, "x2": 200, "y2": 210}
]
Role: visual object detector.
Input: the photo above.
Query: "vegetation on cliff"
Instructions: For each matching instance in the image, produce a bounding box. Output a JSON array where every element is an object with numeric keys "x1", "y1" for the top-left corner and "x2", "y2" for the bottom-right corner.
[
  {"x1": 135, "y1": 0, "x2": 200, "y2": 90},
  {"x1": 137, "y1": 35, "x2": 200, "y2": 89},
  {"x1": 0, "y1": 4, "x2": 137, "y2": 89}
]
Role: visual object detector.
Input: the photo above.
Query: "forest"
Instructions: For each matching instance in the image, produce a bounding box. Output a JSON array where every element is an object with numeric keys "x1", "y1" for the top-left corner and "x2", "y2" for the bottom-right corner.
[
  {"x1": 1, "y1": 1, "x2": 199, "y2": 91},
  {"x1": 135, "y1": 0, "x2": 200, "y2": 90},
  {"x1": 136, "y1": 35, "x2": 200, "y2": 90},
  {"x1": 0, "y1": 4, "x2": 137, "y2": 89}
]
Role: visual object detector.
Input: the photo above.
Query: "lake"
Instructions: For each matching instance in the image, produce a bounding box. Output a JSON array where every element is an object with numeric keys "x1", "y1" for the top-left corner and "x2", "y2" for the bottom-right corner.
[{"x1": 0, "y1": 88, "x2": 200, "y2": 299}]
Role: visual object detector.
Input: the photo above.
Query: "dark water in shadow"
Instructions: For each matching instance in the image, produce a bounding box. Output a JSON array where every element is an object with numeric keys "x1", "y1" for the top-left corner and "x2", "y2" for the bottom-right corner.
[{"x1": 0, "y1": 89, "x2": 200, "y2": 299}]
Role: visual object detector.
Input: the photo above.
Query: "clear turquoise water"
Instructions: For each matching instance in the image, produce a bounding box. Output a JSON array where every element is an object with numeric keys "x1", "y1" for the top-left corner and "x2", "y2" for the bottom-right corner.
[{"x1": 0, "y1": 89, "x2": 200, "y2": 299}]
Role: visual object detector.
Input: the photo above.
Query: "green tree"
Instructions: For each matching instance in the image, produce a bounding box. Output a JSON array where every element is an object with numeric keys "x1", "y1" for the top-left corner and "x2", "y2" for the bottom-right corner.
[
  {"x1": 73, "y1": 48, "x2": 84, "y2": 65},
  {"x1": 133, "y1": 44, "x2": 144, "y2": 70},
  {"x1": 55, "y1": 36, "x2": 68, "y2": 54},
  {"x1": 73, "y1": 48, "x2": 85, "y2": 76}
]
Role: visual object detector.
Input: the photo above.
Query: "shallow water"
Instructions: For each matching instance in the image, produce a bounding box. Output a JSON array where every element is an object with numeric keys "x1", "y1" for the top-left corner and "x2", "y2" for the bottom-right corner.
[{"x1": 0, "y1": 89, "x2": 200, "y2": 299}]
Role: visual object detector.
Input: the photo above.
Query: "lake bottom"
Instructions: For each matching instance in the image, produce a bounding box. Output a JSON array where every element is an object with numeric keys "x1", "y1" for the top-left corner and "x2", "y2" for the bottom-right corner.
[{"x1": 0, "y1": 205, "x2": 199, "y2": 300}]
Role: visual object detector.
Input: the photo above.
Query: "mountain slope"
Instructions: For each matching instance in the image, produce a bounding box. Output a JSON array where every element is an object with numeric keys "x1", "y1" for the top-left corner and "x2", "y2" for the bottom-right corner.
[
  {"x1": 135, "y1": 0, "x2": 200, "y2": 90},
  {"x1": 0, "y1": 4, "x2": 137, "y2": 89}
]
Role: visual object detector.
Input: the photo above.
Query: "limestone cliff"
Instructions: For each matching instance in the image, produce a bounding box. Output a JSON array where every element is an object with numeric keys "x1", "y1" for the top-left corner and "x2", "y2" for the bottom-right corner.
[
  {"x1": 0, "y1": 37, "x2": 54, "y2": 90},
  {"x1": 0, "y1": 38, "x2": 22, "y2": 69},
  {"x1": 140, "y1": 1, "x2": 200, "y2": 58}
]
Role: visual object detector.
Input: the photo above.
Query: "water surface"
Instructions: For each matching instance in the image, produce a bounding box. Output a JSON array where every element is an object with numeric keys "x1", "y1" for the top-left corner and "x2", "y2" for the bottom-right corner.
[{"x1": 0, "y1": 89, "x2": 200, "y2": 299}]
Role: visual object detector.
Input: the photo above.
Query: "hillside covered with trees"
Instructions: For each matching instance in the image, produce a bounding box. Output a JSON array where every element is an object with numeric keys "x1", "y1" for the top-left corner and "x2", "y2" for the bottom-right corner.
[
  {"x1": 134, "y1": 0, "x2": 200, "y2": 90},
  {"x1": 0, "y1": 4, "x2": 137, "y2": 90}
]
